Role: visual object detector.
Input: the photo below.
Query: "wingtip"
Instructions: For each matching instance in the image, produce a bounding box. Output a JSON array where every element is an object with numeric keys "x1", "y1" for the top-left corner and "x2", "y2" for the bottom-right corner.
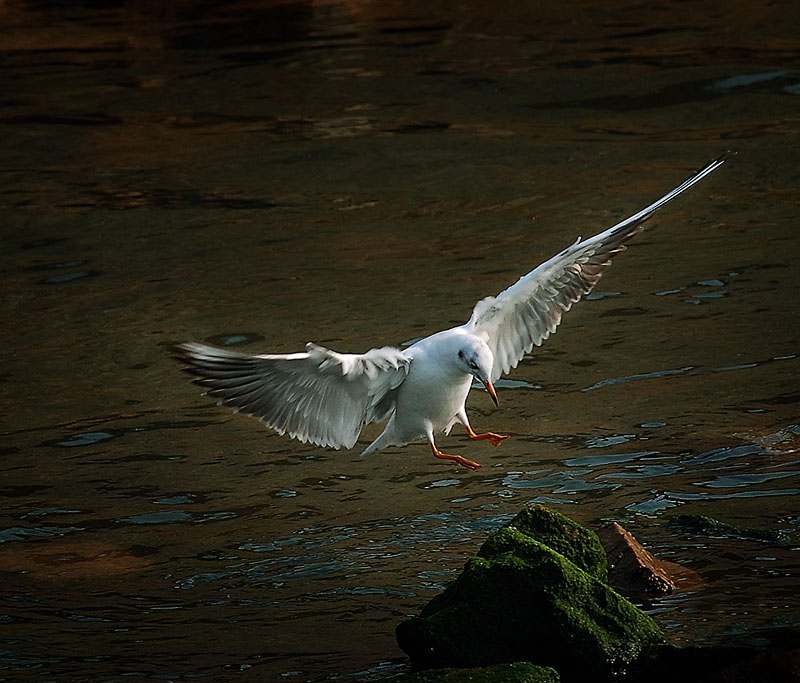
[
  {"x1": 170, "y1": 341, "x2": 203, "y2": 363},
  {"x1": 717, "y1": 149, "x2": 737, "y2": 164},
  {"x1": 169, "y1": 341, "x2": 191, "y2": 359},
  {"x1": 169, "y1": 342, "x2": 224, "y2": 382}
]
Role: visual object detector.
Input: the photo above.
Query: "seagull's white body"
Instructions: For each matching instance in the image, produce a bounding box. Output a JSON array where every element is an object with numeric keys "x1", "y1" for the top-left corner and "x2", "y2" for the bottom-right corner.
[
  {"x1": 175, "y1": 154, "x2": 730, "y2": 469},
  {"x1": 364, "y1": 329, "x2": 480, "y2": 457}
]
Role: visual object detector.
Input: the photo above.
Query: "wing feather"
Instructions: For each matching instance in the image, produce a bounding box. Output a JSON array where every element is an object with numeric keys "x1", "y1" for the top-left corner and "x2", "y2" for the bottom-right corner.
[
  {"x1": 466, "y1": 152, "x2": 732, "y2": 381},
  {"x1": 173, "y1": 341, "x2": 410, "y2": 449}
]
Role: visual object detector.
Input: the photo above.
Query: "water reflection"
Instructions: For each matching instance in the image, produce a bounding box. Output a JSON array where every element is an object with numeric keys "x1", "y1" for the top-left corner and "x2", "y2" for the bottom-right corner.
[
  {"x1": 582, "y1": 354, "x2": 798, "y2": 392},
  {"x1": 173, "y1": 510, "x2": 515, "y2": 595}
]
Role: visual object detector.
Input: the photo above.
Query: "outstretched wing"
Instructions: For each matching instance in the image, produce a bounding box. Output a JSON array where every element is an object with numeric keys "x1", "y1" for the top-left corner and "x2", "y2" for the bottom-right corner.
[
  {"x1": 173, "y1": 342, "x2": 410, "y2": 449},
  {"x1": 465, "y1": 153, "x2": 731, "y2": 381}
]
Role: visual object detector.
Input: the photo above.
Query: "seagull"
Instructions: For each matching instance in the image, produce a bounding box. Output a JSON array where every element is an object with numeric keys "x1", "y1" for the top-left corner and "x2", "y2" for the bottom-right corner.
[{"x1": 173, "y1": 153, "x2": 730, "y2": 470}]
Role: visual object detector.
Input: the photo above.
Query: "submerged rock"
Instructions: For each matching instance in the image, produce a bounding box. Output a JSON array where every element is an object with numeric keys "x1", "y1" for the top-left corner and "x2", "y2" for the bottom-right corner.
[
  {"x1": 392, "y1": 661, "x2": 560, "y2": 683},
  {"x1": 396, "y1": 505, "x2": 664, "y2": 682},
  {"x1": 667, "y1": 514, "x2": 791, "y2": 544}
]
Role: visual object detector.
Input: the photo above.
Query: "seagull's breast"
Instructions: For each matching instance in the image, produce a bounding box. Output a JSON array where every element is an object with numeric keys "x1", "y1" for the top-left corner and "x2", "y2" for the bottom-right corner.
[{"x1": 392, "y1": 343, "x2": 472, "y2": 440}]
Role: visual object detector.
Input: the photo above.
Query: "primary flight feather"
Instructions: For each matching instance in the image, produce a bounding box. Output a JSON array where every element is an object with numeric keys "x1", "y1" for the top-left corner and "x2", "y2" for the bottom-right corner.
[{"x1": 174, "y1": 153, "x2": 730, "y2": 470}]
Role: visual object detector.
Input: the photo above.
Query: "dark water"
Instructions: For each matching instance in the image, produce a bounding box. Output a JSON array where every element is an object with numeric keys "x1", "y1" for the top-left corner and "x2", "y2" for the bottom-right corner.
[{"x1": 2, "y1": 1, "x2": 799, "y2": 680}]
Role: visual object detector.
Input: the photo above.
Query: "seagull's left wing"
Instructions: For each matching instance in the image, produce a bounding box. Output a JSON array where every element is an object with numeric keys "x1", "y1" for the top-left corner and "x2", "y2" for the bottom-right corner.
[
  {"x1": 464, "y1": 153, "x2": 731, "y2": 382},
  {"x1": 173, "y1": 342, "x2": 410, "y2": 449}
]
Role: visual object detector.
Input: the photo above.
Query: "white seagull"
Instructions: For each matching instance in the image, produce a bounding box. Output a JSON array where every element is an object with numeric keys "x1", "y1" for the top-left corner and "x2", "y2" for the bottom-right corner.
[{"x1": 174, "y1": 153, "x2": 730, "y2": 470}]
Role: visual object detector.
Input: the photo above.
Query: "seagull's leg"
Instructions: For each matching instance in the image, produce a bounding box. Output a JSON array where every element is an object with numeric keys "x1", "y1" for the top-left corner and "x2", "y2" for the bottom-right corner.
[
  {"x1": 426, "y1": 428, "x2": 481, "y2": 470},
  {"x1": 456, "y1": 408, "x2": 509, "y2": 447},
  {"x1": 430, "y1": 443, "x2": 482, "y2": 470},
  {"x1": 467, "y1": 426, "x2": 510, "y2": 446}
]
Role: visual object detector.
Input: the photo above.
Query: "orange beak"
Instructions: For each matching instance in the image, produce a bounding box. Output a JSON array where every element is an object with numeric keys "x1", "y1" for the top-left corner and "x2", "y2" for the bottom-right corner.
[{"x1": 483, "y1": 380, "x2": 499, "y2": 407}]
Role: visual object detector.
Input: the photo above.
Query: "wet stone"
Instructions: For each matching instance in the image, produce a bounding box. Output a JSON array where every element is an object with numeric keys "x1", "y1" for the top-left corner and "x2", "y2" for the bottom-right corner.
[
  {"x1": 503, "y1": 505, "x2": 609, "y2": 582},
  {"x1": 598, "y1": 522, "x2": 678, "y2": 600},
  {"x1": 396, "y1": 505, "x2": 664, "y2": 682}
]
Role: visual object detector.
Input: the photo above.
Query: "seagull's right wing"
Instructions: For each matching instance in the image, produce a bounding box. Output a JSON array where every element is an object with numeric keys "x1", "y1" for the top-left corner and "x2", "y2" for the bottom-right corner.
[
  {"x1": 173, "y1": 342, "x2": 410, "y2": 449},
  {"x1": 465, "y1": 153, "x2": 731, "y2": 382}
]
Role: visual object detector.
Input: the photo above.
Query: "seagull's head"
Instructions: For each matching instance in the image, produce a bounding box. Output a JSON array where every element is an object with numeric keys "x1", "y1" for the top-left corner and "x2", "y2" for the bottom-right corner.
[{"x1": 457, "y1": 338, "x2": 498, "y2": 406}]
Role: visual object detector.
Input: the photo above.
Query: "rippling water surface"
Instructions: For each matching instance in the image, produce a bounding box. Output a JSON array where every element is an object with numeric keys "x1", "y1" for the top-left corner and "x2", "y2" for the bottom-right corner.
[{"x1": 2, "y1": 1, "x2": 799, "y2": 680}]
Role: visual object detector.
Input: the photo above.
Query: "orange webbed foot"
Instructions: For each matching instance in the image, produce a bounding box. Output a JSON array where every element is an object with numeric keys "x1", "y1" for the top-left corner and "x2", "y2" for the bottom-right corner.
[
  {"x1": 467, "y1": 427, "x2": 510, "y2": 447},
  {"x1": 430, "y1": 444, "x2": 482, "y2": 470}
]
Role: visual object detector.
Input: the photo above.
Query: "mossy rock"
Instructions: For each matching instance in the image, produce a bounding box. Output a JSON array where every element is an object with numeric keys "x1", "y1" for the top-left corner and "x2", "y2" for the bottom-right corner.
[
  {"x1": 392, "y1": 661, "x2": 560, "y2": 683},
  {"x1": 498, "y1": 505, "x2": 608, "y2": 582},
  {"x1": 667, "y1": 514, "x2": 791, "y2": 544},
  {"x1": 397, "y1": 507, "x2": 664, "y2": 682}
]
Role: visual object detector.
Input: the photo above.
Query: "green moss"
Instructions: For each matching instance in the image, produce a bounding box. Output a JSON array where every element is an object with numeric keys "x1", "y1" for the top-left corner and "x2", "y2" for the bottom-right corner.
[
  {"x1": 497, "y1": 505, "x2": 609, "y2": 582},
  {"x1": 667, "y1": 514, "x2": 791, "y2": 544},
  {"x1": 392, "y1": 662, "x2": 560, "y2": 683},
  {"x1": 397, "y1": 506, "x2": 664, "y2": 682}
]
